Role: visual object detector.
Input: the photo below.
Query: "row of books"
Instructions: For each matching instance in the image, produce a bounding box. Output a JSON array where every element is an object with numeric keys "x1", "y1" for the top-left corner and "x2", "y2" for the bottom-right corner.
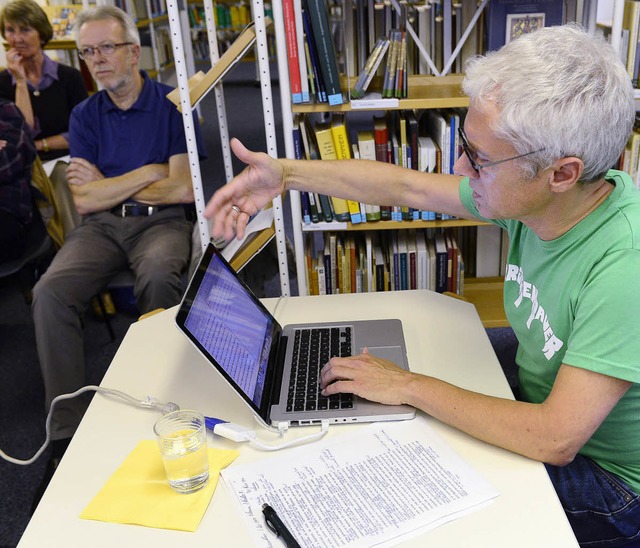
[
  {"x1": 293, "y1": 108, "x2": 464, "y2": 225},
  {"x1": 304, "y1": 228, "x2": 470, "y2": 297},
  {"x1": 620, "y1": 0, "x2": 640, "y2": 87},
  {"x1": 283, "y1": 0, "x2": 344, "y2": 105},
  {"x1": 341, "y1": 0, "x2": 481, "y2": 80},
  {"x1": 211, "y1": 2, "x2": 252, "y2": 31},
  {"x1": 282, "y1": 0, "x2": 573, "y2": 105},
  {"x1": 43, "y1": 5, "x2": 80, "y2": 39},
  {"x1": 620, "y1": 120, "x2": 640, "y2": 190},
  {"x1": 139, "y1": 27, "x2": 173, "y2": 71},
  {"x1": 112, "y1": 0, "x2": 167, "y2": 21},
  {"x1": 351, "y1": 29, "x2": 408, "y2": 100}
]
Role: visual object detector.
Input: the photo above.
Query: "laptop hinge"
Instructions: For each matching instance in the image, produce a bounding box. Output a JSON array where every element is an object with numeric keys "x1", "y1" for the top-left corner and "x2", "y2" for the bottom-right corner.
[{"x1": 267, "y1": 334, "x2": 288, "y2": 406}]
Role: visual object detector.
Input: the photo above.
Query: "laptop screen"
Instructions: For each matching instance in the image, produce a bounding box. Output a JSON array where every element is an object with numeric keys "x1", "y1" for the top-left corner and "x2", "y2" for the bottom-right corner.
[{"x1": 176, "y1": 245, "x2": 279, "y2": 412}]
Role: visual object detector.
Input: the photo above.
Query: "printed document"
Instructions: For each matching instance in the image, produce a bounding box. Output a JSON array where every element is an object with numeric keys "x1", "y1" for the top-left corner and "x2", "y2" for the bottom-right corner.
[{"x1": 221, "y1": 416, "x2": 500, "y2": 547}]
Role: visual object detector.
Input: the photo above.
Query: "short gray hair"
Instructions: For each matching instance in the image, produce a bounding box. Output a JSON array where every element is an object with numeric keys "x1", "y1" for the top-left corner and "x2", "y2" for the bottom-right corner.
[
  {"x1": 74, "y1": 5, "x2": 140, "y2": 48},
  {"x1": 463, "y1": 23, "x2": 635, "y2": 182}
]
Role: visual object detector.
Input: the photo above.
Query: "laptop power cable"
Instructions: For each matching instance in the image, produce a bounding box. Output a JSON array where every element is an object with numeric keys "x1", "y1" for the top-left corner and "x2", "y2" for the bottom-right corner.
[
  {"x1": 0, "y1": 385, "x2": 179, "y2": 466},
  {"x1": 205, "y1": 417, "x2": 330, "y2": 451}
]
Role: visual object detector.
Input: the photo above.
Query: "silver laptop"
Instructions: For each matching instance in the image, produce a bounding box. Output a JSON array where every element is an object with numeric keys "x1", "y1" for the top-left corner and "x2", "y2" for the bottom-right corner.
[{"x1": 175, "y1": 243, "x2": 415, "y2": 428}]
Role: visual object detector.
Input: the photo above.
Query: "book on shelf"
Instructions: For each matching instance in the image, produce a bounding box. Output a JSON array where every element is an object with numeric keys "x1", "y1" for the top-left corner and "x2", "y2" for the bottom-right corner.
[
  {"x1": 407, "y1": 230, "x2": 417, "y2": 290},
  {"x1": 356, "y1": 130, "x2": 382, "y2": 222},
  {"x1": 343, "y1": 0, "x2": 356, "y2": 76},
  {"x1": 414, "y1": 231, "x2": 428, "y2": 290},
  {"x1": 425, "y1": 236, "x2": 436, "y2": 291},
  {"x1": 433, "y1": 232, "x2": 449, "y2": 294},
  {"x1": 301, "y1": 5, "x2": 327, "y2": 103},
  {"x1": 293, "y1": 0, "x2": 310, "y2": 102},
  {"x1": 397, "y1": 230, "x2": 408, "y2": 291},
  {"x1": 382, "y1": 29, "x2": 401, "y2": 98},
  {"x1": 292, "y1": 115, "x2": 315, "y2": 224},
  {"x1": 350, "y1": 37, "x2": 390, "y2": 100},
  {"x1": 485, "y1": 0, "x2": 564, "y2": 52},
  {"x1": 44, "y1": 5, "x2": 80, "y2": 39},
  {"x1": 283, "y1": 0, "x2": 304, "y2": 104},
  {"x1": 330, "y1": 115, "x2": 363, "y2": 224},
  {"x1": 299, "y1": 117, "x2": 333, "y2": 222},
  {"x1": 415, "y1": 3, "x2": 433, "y2": 75},
  {"x1": 622, "y1": 0, "x2": 640, "y2": 81},
  {"x1": 394, "y1": 30, "x2": 408, "y2": 99},
  {"x1": 407, "y1": 111, "x2": 419, "y2": 172},
  {"x1": 305, "y1": 0, "x2": 344, "y2": 106},
  {"x1": 314, "y1": 122, "x2": 350, "y2": 222}
]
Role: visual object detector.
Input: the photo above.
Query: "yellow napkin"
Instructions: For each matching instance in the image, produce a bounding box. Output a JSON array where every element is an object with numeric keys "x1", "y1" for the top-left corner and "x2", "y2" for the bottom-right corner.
[{"x1": 80, "y1": 440, "x2": 239, "y2": 532}]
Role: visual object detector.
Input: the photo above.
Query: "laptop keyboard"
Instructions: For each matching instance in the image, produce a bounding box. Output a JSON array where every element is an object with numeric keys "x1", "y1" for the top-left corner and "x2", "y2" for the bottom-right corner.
[{"x1": 287, "y1": 327, "x2": 354, "y2": 413}]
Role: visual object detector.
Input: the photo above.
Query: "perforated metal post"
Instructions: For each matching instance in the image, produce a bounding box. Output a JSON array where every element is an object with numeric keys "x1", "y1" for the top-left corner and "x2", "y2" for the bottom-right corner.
[
  {"x1": 252, "y1": 0, "x2": 290, "y2": 296},
  {"x1": 166, "y1": 0, "x2": 209, "y2": 252},
  {"x1": 203, "y1": 0, "x2": 234, "y2": 182},
  {"x1": 270, "y1": 0, "x2": 306, "y2": 296}
]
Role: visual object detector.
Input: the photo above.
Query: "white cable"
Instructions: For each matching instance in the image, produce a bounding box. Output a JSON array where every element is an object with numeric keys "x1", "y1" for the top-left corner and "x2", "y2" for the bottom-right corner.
[{"x1": 0, "y1": 385, "x2": 178, "y2": 466}]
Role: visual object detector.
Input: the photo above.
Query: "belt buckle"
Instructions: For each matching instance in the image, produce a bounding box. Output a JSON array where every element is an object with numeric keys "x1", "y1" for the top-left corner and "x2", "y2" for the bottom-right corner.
[{"x1": 121, "y1": 204, "x2": 128, "y2": 217}]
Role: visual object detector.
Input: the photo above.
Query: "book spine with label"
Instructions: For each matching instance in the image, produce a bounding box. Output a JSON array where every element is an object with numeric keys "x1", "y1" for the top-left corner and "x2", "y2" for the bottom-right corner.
[
  {"x1": 301, "y1": 4, "x2": 326, "y2": 103},
  {"x1": 351, "y1": 37, "x2": 389, "y2": 99},
  {"x1": 283, "y1": 0, "x2": 303, "y2": 104},
  {"x1": 315, "y1": 123, "x2": 350, "y2": 221},
  {"x1": 434, "y1": 233, "x2": 448, "y2": 293},
  {"x1": 331, "y1": 117, "x2": 362, "y2": 224},
  {"x1": 382, "y1": 29, "x2": 401, "y2": 98},
  {"x1": 293, "y1": 0, "x2": 310, "y2": 102},
  {"x1": 292, "y1": 121, "x2": 312, "y2": 224},
  {"x1": 356, "y1": 130, "x2": 381, "y2": 222},
  {"x1": 305, "y1": 0, "x2": 343, "y2": 106}
]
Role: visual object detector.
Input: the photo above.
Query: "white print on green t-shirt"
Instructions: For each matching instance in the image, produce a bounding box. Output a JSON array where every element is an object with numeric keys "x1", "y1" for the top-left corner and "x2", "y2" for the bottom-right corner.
[{"x1": 505, "y1": 264, "x2": 564, "y2": 360}]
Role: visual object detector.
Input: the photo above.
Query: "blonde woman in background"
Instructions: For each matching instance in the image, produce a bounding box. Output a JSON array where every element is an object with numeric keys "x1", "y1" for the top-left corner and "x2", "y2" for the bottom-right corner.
[{"x1": 0, "y1": 0, "x2": 87, "y2": 161}]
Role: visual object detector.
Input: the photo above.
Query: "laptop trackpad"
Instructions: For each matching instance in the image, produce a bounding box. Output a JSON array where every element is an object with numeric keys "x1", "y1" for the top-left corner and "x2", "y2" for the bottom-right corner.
[{"x1": 362, "y1": 346, "x2": 408, "y2": 370}]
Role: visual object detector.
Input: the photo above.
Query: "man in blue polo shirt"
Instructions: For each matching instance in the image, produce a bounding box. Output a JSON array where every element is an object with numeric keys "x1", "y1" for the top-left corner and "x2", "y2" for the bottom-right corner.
[{"x1": 30, "y1": 4, "x2": 205, "y2": 492}]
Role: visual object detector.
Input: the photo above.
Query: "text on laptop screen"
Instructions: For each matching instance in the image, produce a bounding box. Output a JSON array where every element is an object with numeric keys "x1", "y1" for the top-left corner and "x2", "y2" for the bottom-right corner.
[{"x1": 183, "y1": 253, "x2": 273, "y2": 407}]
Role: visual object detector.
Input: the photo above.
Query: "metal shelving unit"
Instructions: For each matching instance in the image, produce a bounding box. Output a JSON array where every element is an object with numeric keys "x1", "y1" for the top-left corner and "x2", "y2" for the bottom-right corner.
[{"x1": 166, "y1": 0, "x2": 290, "y2": 295}]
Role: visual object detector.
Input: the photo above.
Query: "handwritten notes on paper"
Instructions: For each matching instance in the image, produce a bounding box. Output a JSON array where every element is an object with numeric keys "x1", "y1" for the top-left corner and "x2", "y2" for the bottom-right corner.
[{"x1": 221, "y1": 417, "x2": 499, "y2": 547}]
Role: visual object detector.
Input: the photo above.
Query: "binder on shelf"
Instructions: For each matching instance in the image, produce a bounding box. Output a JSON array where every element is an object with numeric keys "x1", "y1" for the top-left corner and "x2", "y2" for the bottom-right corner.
[{"x1": 305, "y1": 0, "x2": 344, "y2": 106}]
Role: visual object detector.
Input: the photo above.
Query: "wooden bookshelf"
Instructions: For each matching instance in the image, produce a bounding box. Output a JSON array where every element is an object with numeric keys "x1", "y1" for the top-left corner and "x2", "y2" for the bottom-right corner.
[
  {"x1": 229, "y1": 225, "x2": 276, "y2": 272},
  {"x1": 292, "y1": 74, "x2": 469, "y2": 113},
  {"x1": 460, "y1": 277, "x2": 508, "y2": 328},
  {"x1": 301, "y1": 218, "x2": 490, "y2": 233}
]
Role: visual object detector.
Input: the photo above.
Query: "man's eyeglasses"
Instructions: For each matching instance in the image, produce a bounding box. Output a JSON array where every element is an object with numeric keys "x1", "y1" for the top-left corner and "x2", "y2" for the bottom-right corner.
[
  {"x1": 458, "y1": 127, "x2": 544, "y2": 175},
  {"x1": 78, "y1": 42, "x2": 133, "y2": 60}
]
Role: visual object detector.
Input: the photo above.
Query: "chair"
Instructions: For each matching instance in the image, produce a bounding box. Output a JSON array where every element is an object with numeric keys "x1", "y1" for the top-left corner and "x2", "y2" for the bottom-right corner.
[{"x1": 0, "y1": 207, "x2": 56, "y2": 304}]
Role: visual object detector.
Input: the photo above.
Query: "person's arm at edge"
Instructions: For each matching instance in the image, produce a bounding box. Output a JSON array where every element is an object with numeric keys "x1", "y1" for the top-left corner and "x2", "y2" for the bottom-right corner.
[
  {"x1": 205, "y1": 138, "x2": 479, "y2": 242},
  {"x1": 321, "y1": 354, "x2": 631, "y2": 466}
]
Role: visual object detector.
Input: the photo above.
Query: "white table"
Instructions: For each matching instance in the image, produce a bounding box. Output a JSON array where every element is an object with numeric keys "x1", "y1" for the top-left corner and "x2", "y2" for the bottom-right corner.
[{"x1": 19, "y1": 290, "x2": 578, "y2": 547}]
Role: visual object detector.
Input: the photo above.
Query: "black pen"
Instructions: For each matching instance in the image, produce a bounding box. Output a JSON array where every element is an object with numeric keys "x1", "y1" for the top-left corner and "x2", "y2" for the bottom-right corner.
[{"x1": 262, "y1": 503, "x2": 301, "y2": 548}]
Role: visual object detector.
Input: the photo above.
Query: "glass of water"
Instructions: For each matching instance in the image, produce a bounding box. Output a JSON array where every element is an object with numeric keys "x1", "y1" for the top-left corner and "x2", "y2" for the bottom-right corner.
[{"x1": 154, "y1": 409, "x2": 209, "y2": 494}]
